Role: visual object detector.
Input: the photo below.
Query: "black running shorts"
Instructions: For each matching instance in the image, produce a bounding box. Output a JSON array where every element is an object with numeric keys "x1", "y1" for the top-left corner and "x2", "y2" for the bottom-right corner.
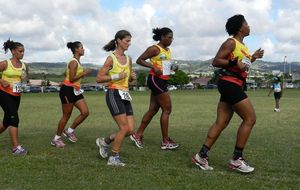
[
  {"x1": 106, "y1": 89, "x2": 133, "y2": 116},
  {"x1": 147, "y1": 74, "x2": 168, "y2": 96},
  {"x1": 59, "y1": 85, "x2": 84, "y2": 104},
  {"x1": 218, "y1": 79, "x2": 248, "y2": 105}
]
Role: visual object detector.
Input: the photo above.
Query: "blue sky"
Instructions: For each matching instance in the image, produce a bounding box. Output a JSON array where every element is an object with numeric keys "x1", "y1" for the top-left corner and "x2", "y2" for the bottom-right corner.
[{"x1": 0, "y1": 0, "x2": 299, "y2": 64}]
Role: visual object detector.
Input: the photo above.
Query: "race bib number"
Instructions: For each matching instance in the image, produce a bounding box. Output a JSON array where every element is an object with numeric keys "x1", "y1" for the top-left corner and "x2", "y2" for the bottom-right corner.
[
  {"x1": 118, "y1": 90, "x2": 132, "y2": 101},
  {"x1": 74, "y1": 88, "x2": 84, "y2": 96},
  {"x1": 162, "y1": 60, "x2": 172, "y2": 75},
  {"x1": 13, "y1": 82, "x2": 22, "y2": 93},
  {"x1": 242, "y1": 57, "x2": 251, "y2": 66}
]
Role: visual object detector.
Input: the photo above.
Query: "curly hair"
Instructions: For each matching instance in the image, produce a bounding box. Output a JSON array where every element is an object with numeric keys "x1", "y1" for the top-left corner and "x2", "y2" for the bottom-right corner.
[{"x1": 225, "y1": 14, "x2": 245, "y2": 36}]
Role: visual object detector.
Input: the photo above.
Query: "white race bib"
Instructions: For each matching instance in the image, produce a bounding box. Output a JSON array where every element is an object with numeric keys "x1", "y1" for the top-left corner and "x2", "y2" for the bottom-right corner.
[
  {"x1": 242, "y1": 57, "x2": 251, "y2": 66},
  {"x1": 162, "y1": 60, "x2": 172, "y2": 75},
  {"x1": 74, "y1": 88, "x2": 84, "y2": 96},
  {"x1": 274, "y1": 88, "x2": 281, "y2": 92},
  {"x1": 13, "y1": 82, "x2": 22, "y2": 93},
  {"x1": 118, "y1": 90, "x2": 132, "y2": 101}
]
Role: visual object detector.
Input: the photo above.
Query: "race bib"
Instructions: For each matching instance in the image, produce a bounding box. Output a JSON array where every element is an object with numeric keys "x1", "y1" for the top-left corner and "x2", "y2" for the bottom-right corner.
[
  {"x1": 74, "y1": 88, "x2": 84, "y2": 96},
  {"x1": 162, "y1": 60, "x2": 172, "y2": 75},
  {"x1": 242, "y1": 57, "x2": 251, "y2": 66},
  {"x1": 118, "y1": 90, "x2": 132, "y2": 101},
  {"x1": 274, "y1": 88, "x2": 281, "y2": 92},
  {"x1": 13, "y1": 82, "x2": 22, "y2": 93}
]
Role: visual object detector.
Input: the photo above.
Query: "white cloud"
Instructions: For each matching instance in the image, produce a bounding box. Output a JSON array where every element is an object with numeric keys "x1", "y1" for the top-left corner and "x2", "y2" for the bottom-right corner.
[{"x1": 0, "y1": 0, "x2": 299, "y2": 64}]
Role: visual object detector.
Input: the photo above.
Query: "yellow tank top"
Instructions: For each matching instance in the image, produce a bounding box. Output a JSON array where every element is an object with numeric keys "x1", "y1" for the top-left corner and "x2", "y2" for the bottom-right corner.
[
  {"x1": 149, "y1": 44, "x2": 172, "y2": 80},
  {"x1": 0, "y1": 59, "x2": 26, "y2": 96},
  {"x1": 230, "y1": 38, "x2": 251, "y2": 62},
  {"x1": 221, "y1": 38, "x2": 252, "y2": 86},
  {"x1": 63, "y1": 58, "x2": 83, "y2": 89},
  {"x1": 108, "y1": 53, "x2": 130, "y2": 90}
]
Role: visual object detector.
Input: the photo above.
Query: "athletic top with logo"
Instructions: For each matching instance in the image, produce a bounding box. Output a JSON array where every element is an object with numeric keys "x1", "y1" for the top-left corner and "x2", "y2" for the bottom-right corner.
[
  {"x1": 0, "y1": 59, "x2": 26, "y2": 96},
  {"x1": 63, "y1": 58, "x2": 83, "y2": 90},
  {"x1": 149, "y1": 44, "x2": 172, "y2": 80},
  {"x1": 273, "y1": 82, "x2": 281, "y2": 92},
  {"x1": 108, "y1": 53, "x2": 130, "y2": 91},
  {"x1": 220, "y1": 38, "x2": 252, "y2": 86}
]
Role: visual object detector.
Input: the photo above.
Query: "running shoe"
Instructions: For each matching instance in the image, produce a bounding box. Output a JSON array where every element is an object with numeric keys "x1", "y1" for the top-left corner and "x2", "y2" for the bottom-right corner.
[
  {"x1": 12, "y1": 145, "x2": 28, "y2": 156},
  {"x1": 107, "y1": 155, "x2": 125, "y2": 166},
  {"x1": 130, "y1": 133, "x2": 144, "y2": 148},
  {"x1": 161, "y1": 137, "x2": 179, "y2": 150},
  {"x1": 51, "y1": 137, "x2": 66, "y2": 148},
  {"x1": 228, "y1": 157, "x2": 254, "y2": 173},
  {"x1": 192, "y1": 153, "x2": 213, "y2": 171},
  {"x1": 96, "y1": 137, "x2": 109, "y2": 158},
  {"x1": 63, "y1": 129, "x2": 78, "y2": 143}
]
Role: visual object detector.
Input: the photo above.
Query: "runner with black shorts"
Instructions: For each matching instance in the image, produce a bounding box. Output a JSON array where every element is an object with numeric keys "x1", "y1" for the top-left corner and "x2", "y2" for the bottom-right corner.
[
  {"x1": 0, "y1": 39, "x2": 29, "y2": 156},
  {"x1": 51, "y1": 41, "x2": 91, "y2": 148},
  {"x1": 192, "y1": 15, "x2": 264, "y2": 173},
  {"x1": 130, "y1": 27, "x2": 179, "y2": 150},
  {"x1": 95, "y1": 30, "x2": 136, "y2": 166}
]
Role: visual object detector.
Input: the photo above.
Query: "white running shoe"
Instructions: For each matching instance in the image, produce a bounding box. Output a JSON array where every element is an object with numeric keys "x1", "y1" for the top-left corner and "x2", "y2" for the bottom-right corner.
[
  {"x1": 161, "y1": 137, "x2": 179, "y2": 150},
  {"x1": 192, "y1": 153, "x2": 213, "y2": 171},
  {"x1": 130, "y1": 133, "x2": 144, "y2": 148},
  {"x1": 228, "y1": 157, "x2": 254, "y2": 173},
  {"x1": 107, "y1": 155, "x2": 125, "y2": 166},
  {"x1": 96, "y1": 137, "x2": 109, "y2": 158}
]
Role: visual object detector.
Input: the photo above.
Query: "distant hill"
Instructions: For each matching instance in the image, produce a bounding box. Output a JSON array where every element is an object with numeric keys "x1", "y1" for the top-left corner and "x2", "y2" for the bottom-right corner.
[{"x1": 28, "y1": 60, "x2": 300, "y2": 76}]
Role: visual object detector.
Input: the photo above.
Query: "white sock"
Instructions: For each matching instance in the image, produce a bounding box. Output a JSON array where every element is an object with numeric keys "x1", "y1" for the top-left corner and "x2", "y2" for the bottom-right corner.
[
  {"x1": 54, "y1": 135, "x2": 61, "y2": 141},
  {"x1": 67, "y1": 127, "x2": 74, "y2": 133}
]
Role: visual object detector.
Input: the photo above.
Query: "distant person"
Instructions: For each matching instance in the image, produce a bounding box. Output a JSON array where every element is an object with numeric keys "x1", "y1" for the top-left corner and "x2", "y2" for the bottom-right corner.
[
  {"x1": 0, "y1": 39, "x2": 29, "y2": 155},
  {"x1": 51, "y1": 41, "x2": 92, "y2": 147},
  {"x1": 130, "y1": 27, "x2": 179, "y2": 150},
  {"x1": 95, "y1": 30, "x2": 136, "y2": 166},
  {"x1": 268, "y1": 76, "x2": 283, "y2": 112},
  {"x1": 192, "y1": 14, "x2": 264, "y2": 173}
]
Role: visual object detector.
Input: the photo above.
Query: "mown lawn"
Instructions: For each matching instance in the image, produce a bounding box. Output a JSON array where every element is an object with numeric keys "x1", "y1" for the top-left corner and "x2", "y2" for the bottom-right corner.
[{"x1": 0, "y1": 89, "x2": 299, "y2": 190}]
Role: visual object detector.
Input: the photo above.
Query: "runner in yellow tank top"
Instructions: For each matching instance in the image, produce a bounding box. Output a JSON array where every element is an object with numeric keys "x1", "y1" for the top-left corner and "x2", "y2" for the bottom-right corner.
[
  {"x1": 51, "y1": 41, "x2": 92, "y2": 148},
  {"x1": 96, "y1": 30, "x2": 136, "y2": 166},
  {"x1": 0, "y1": 39, "x2": 29, "y2": 156},
  {"x1": 63, "y1": 57, "x2": 84, "y2": 90},
  {"x1": 130, "y1": 27, "x2": 179, "y2": 150},
  {"x1": 192, "y1": 15, "x2": 264, "y2": 173}
]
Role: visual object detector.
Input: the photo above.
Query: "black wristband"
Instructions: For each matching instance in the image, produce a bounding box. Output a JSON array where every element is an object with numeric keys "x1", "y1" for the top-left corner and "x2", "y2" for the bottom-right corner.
[{"x1": 228, "y1": 59, "x2": 237, "y2": 67}]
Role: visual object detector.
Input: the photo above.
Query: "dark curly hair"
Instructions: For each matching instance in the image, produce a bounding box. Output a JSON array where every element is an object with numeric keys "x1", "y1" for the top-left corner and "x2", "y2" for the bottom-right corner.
[
  {"x1": 152, "y1": 27, "x2": 173, "y2": 41},
  {"x1": 225, "y1": 14, "x2": 245, "y2": 36},
  {"x1": 3, "y1": 39, "x2": 23, "y2": 54}
]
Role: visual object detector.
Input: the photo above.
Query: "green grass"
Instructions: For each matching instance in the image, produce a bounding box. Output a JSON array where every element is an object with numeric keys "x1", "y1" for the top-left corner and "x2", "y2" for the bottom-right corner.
[{"x1": 0, "y1": 89, "x2": 299, "y2": 190}]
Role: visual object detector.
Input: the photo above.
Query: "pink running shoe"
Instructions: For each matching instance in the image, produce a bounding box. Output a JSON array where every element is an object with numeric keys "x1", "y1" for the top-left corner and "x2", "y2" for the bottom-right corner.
[
  {"x1": 161, "y1": 137, "x2": 179, "y2": 150},
  {"x1": 63, "y1": 129, "x2": 78, "y2": 143},
  {"x1": 192, "y1": 153, "x2": 213, "y2": 171},
  {"x1": 51, "y1": 137, "x2": 66, "y2": 148},
  {"x1": 130, "y1": 133, "x2": 144, "y2": 148}
]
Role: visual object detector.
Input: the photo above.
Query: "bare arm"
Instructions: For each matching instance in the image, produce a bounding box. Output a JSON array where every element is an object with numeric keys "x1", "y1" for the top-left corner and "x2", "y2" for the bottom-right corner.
[
  {"x1": 96, "y1": 56, "x2": 127, "y2": 83},
  {"x1": 0, "y1": 61, "x2": 9, "y2": 87},
  {"x1": 212, "y1": 39, "x2": 247, "y2": 71},
  {"x1": 69, "y1": 60, "x2": 91, "y2": 82},
  {"x1": 136, "y1": 45, "x2": 161, "y2": 74},
  {"x1": 128, "y1": 57, "x2": 136, "y2": 82}
]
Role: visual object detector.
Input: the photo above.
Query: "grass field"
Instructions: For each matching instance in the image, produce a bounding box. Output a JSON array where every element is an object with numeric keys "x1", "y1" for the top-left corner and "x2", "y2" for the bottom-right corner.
[{"x1": 0, "y1": 89, "x2": 299, "y2": 190}]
